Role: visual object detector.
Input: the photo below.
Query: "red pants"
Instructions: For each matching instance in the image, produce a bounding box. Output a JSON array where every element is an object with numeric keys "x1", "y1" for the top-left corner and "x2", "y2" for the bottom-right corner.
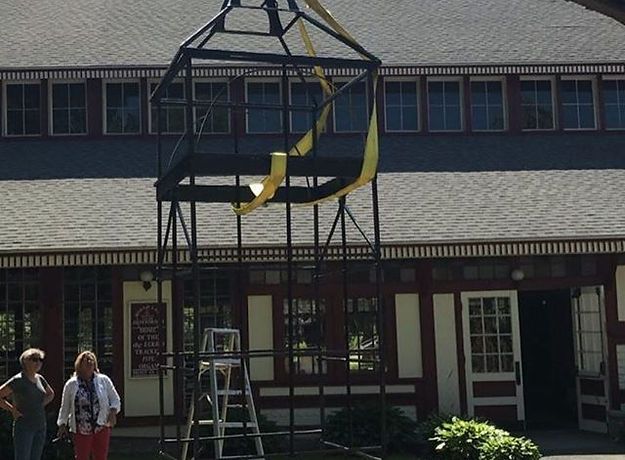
[{"x1": 73, "y1": 427, "x2": 111, "y2": 460}]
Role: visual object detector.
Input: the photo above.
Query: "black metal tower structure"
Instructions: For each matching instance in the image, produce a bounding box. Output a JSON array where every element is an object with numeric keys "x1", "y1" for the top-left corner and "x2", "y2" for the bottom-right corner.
[{"x1": 152, "y1": 1, "x2": 386, "y2": 458}]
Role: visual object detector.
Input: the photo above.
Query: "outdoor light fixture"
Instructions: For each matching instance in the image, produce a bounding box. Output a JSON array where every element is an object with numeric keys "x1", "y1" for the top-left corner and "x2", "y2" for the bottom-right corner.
[
  {"x1": 140, "y1": 270, "x2": 154, "y2": 291},
  {"x1": 510, "y1": 268, "x2": 525, "y2": 282}
]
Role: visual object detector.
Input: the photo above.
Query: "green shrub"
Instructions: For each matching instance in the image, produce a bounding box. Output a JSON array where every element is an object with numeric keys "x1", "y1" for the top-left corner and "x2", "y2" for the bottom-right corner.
[
  {"x1": 324, "y1": 403, "x2": 420, "y2": 453},
  {"x1": 480, "y1": 434, "x2": 541, "y2": 460},
  {"x1": 429, "y1": 417, "x2": 541, "y2": 460}
]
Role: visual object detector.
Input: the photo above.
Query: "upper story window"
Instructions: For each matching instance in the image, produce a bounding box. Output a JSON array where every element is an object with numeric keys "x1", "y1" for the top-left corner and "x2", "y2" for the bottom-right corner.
[
  {"x1": 384, "y1": 79, "x2": 419, "y2": 132},
  {"x1": 3, "y1": 82, "x2": 41, "y2": 136},
  {"x1": 560, "y1": 77, "x2": 597, "y2": 130},
  {"x1": 602, "y1": 77, "x2": 625, "y2": 130},
  {"x1": 246, "y1": 80, "x2": 282, "y2": 134},
  {"x1": 334, "y1": 80, "x2": 368, "y2": 133},
  {"x1": 104, "y1": 81, "x2": 140, "y2": 135},
  {"x1": 149, "y1": 81, "x2": 185, "y2": 134},
  {"x1": 470, "y1": 79, "x2": 506, "y2": 131},
  {"x1": 427, "y1": 78, "x2": 462, "y2": 132},
  {"x1": 520, "y1": 78, "x2": 555, "y2": 131},
  {"x1": 290, "y1": 81, "x2": 323, "y2": 133},
  {"x1": 194, "y1": 80, "x2": 230, "y2": 134},
  {"x1": 50, "y1": 81, "x2": 87, "y2": 135}
]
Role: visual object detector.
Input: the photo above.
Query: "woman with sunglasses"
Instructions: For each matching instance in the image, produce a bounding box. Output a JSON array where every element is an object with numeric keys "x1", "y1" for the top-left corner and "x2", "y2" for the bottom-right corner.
[
  {"x1": 57, "y1": 351, "x2": 121, "y2": 460},
  {"x1": 0, "y1": 348, "x2": 55, "y2": 460}
]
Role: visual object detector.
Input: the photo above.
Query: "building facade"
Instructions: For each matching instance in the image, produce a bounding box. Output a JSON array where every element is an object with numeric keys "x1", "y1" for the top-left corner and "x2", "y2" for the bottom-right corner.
[{"x1": 2, "y1": 0, "x2": 625, "y2": 433}]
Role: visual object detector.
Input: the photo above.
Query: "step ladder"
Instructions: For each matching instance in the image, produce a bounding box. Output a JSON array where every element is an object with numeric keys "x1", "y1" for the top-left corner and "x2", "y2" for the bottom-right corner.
[{"x1": 182, "y1": 328, "x2": 264, "y2": 460}]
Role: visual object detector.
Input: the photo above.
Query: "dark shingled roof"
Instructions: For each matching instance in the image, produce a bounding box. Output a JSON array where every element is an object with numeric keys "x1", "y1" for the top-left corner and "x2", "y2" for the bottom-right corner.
[
  {"x1": 1, "y1": 133, "x2": 625, "y2": 253},
  {"x1": 2, "y1": 0, "x2": 625, "y2": 69}
]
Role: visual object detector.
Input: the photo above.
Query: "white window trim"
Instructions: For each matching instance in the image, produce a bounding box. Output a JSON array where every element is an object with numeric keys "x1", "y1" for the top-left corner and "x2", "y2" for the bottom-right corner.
[
  {"x1": 519, "y1": 75, "x2": 557, "y2": 132},
  {"x1": 332, "y1": 77, "x2": 370, "y2": 134},
  {"x1": 468, "y1": 76, "x2": 508, "y2": 132},
  {"x1": 245, "y1": 78, "x2": 283, "y2": 134},
  {"x1": 48, "y1": 79, "x2": 88, "y2": 137},
  {"x1": 383, "y1": 77, "x2": 420, "y2": 133},
  {"x1": 560, "y1": 75, "x2": 599, "y2": 132},
  {"x1": 288, "y1": 78, "x2": 325, "y2": 134},
  {"x1": 102, "y1": 79, "x2": 142, "y2": 136},
  {"x1": 601, "y1": 75, "x2": 625, "y2": 131},
  {"x1": 147, "y1": 78, "x2": 186, "y2": 135},
  {"x1": 2, "y1": 80, "x2": 42, "y2": 138},
  {"x1": 193, "y1": 78, "x2": 231, "y2": 135},
  {"x1": 426, "y1": 77, "x2": 464, "y2": 133}
]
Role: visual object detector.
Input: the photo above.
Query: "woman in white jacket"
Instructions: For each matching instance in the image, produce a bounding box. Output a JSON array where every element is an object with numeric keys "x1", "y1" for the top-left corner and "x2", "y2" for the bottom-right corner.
[{"x1": 57, "y1": 351, "x2": 121, "y2": 460}]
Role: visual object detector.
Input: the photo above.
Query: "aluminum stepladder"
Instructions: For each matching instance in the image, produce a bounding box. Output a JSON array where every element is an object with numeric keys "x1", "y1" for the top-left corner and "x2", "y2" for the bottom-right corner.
[{"x1": 182, "y1": 328, "x2": 264, "y2": 460}]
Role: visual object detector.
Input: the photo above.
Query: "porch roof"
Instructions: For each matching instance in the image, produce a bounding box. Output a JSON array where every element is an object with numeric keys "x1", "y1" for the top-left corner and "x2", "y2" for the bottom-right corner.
[{"x1": 1, "y1": 133, "x2": 625, "y2": 266}]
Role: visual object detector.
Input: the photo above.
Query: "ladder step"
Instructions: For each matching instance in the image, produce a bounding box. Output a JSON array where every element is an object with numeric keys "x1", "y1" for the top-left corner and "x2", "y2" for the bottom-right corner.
[
  {"x1": 200, "y1": 359, "x2": 242, "y2": 368},
  {"x1": 193, "y1": 420, "x2": 257, "y2": 428},
  {"x1": 217, "y1": 390, "x2": 243, "y2": 396}
]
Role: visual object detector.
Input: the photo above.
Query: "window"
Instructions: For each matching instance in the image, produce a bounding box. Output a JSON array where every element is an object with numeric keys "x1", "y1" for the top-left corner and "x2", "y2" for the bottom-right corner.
[
  {"x1": 468, "y1": 296, "x2": 513, "y2": 374},
  {"x1": 347, "y1": 297, "x2": 378, "y2": 372},
  {"x1": 104, "y1": 81, "x2": 140, "y2": 134},
  {"x1": 149, "y1": 81, "x2": 185, "y2": 134},
  {"x1": 183, "y1": 272, "x2": 232, "y2": 351},
  {"x1": 63, "y1": 268, "x2": 113, "y2": 378},
  {"x1": 4, "y1": 83, "x2": 41, "y2": 136},
  {"x1": 334, "y1": 80, "x2": 368, "y2": 133},
  {"x1": 602, "y1": 78, "x2": 625, "y2": 130},
  {"x1": 520, "y1": 79, "x2": 555, "y2": 130},
  {"x1": 0, "y1": 270, "x2": 41, "y2": 381},
  {"x1": 194, "y1": 81, "x2": 230, "y2": 134},
  {"x1": 427, "y1": 79, "x2": 462, "y2": 131},
  {"x1": 572, "y1": 288, "x2": 605, "y2": 376},
  {"x1": 283, "y1": 298, "x2": 326, "y2": 374},
  {"x1": 470, "y1": 80, "x2": 505, "y2": 131},
  {"x1": 246, "y1": 81, "x2": 282, "y2": 133},
  {"x1": 290, "y1": 81, "x2": 323, "y2": 133},
  {"x1": 50, "y1": 82, "x2": 87, "y2": 135},
  {"x1": 385, "y1": 79, "x2": 419, "y2": 132},
  {"x1": 561, "y1": 78, "x2": 596, "y2": 130}
]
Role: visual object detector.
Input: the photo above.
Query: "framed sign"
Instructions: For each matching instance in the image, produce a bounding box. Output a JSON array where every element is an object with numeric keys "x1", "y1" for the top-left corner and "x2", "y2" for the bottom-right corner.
[{"x1": 130, "y1": 302, "x2": 166, "y2": 378}]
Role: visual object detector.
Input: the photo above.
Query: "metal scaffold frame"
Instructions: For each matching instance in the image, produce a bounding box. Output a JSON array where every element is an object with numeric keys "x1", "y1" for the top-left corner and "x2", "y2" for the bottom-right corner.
[{"x1": 152, "y1": 1, "x2": 387, "y2": 458}]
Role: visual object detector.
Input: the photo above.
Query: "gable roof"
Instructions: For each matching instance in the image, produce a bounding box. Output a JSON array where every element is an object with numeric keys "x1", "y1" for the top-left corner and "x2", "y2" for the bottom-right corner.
[{"x1": 2, "y1": 0, "x2": 625, "y2": 70}]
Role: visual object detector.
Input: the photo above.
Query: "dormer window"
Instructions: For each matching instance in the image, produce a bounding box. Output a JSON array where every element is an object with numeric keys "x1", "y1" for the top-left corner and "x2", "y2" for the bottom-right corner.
[
  {"x1": 520, "y1": 78, "x2": 555, "y2": 131},
  {"x1": 470, "y1": 78, "x2": 506, "y2": 131},
  {"x1": 427, "y1": 78, "x2": 463, "y2": 132},
  {"x1": 602, "y1": 77, "x2": 625, "y2": 130},
  {"x1": 3, "y1": 82, "x2": 41, "y2": 136},
  {"x1": 149, "y1": 81, "x2": 185, "y2": 134},
  {"x1": 333, "y1": 79, "x2": 368, "y2": 133},
  {"x1": 246, "y1": 80, "x2": 282, "y2": 134}
]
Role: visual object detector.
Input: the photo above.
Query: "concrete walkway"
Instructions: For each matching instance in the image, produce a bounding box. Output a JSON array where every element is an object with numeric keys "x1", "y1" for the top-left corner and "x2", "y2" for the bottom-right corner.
[{"x1": 521, "y1": 430, "x2": 624, "y2": 459}]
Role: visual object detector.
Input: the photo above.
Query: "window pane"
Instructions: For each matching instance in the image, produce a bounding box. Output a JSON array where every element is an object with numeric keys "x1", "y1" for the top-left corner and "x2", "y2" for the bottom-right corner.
[
  {"x1": 577, "y1": 81, "x2": 593, "y2": 104},
  {"x1": 445, "y1": 106, "x2": 461, "y2": 130},
  {"x1": 385, "y1": 82, "x2": 401, "y2": 106},
  {"x1": 402, "y1": 106, "x2": 418, "y2": 131},
  {"x1": 472, "y1": 106, "x2": 487, "y2": 130},
  {"x1": 124, "y1": 109, "x2": 140, "y2": 132},
  {"x1": 107, "y1": 83, "x2": 122, "y2": 107},
  {"x1": 444, "y1": 82, "x2": 460, "y2": 105},
  {"x1": 52, "y1": 85, "x2": 68, "y2": 108},
  {"x1": 386, "y1": 106, "x2": 401, "y2": 130},
  {"x1": 24, "y1": 111, "x2": 40, "y2": 135},
  {"x1": 429, "y1": 106, "x2": 444, "y2": 131},
  {"x1": 69, "y1": 109, "x2": 86, "y2": 133},
  {"x1": 6, "y1": 111, "x2": 23, "y2": 135},
  {"x1": 6, "y1": 85, "x2": 23, "y2": 109},
  {"x1": 123, "y1": 83, "x2": 139, "y2": 109},
  {"x1": 605, "y1": 104, "x2": 620, "y2": 128},
  {"x1": 487, "y1": 82, "x2": 503, "y2": 105},
  {"x1": 520, "y1": 81, "x2": 536, "y2": 105},
  {"x1": 107, "y1": 109, "x2": 122, "y2": 133},
  {"x1": 562, "y1": 105, "x2": 578, "y2": 129},
  {"x1": 537, "y1": 104, "x2": 554, "y2": 129},
  {"x1": 23, "y1": 85, "x2": 40, "y2": 109},
  {"x1": 428, "y1": 82, "x2": 444, "y2": 105},
  {"x1": 69, "y1": 84, "x2": 85, "y2": 107},
  {"x1": 488, "y1": 106, "x2": 504, "y2": 130},
  {"x1": 471, "y1": 82, "x2": 487, "y2": 105},
  {"x1": 521, "y1": 106, "x2": 536, "y2": 129},
  {"x1": 536, "y1": 80, "x2": 552, "y2": 104},
  {"x1": 560, "y1": 80, "x2": 577, "y2": 104},
  {"x1": 52, "y1": 109, "x2": 69, "y2": 133},
  {"x1": 335, "y1": 81, "x2": 367, "y2": 132},
  {"x1": 579, "y1": 105, "x2": 595, "y2": 129}
]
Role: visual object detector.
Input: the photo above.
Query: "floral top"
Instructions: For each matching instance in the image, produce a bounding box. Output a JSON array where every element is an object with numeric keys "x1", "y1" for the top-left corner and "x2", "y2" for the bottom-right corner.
[{"x1": 74, "y1": 377, "x2": 102, "y2": 435}]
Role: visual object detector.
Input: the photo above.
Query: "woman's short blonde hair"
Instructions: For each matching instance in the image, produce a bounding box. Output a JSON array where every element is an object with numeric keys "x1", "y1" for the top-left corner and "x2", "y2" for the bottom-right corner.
[
  {"x1": 19, "y1": 348, "x2": 45, "y2": 368},
  {"x1": 74, "y1": 351, "x2": 100, "y2": 374}
]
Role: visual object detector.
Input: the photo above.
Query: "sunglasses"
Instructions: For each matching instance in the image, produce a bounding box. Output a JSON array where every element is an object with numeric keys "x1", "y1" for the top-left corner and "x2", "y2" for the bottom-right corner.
[{"x1": 29, "y1": 357, "x2": 44, "y2": 363}]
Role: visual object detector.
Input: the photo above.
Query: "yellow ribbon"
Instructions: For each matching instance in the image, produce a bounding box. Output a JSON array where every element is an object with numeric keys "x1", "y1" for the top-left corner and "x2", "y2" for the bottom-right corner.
[{"x1": 231, "y1": 152, "x2": 287, "y2": 215}]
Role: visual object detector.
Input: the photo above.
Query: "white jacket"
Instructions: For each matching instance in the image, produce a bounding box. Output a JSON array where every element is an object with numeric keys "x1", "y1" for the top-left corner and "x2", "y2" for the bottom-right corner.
[{"x1": 57, "y1": 373, "x2": 121, "y2": 432}]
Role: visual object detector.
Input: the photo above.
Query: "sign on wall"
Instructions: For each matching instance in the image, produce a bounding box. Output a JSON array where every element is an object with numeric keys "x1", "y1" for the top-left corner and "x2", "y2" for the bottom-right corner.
[{"x1": 130, "y1": 302, "x2": 166, "y2": 378}]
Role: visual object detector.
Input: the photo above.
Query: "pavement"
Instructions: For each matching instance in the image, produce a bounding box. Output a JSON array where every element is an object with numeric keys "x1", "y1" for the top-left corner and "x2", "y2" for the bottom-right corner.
[{"x1": 521, "y1": 430, "x2": 625, "y2": 459}]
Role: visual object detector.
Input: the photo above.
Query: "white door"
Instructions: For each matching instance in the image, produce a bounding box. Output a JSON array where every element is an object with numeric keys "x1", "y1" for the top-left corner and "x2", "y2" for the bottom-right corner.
[
  {"x1": 572, "y1": 286, "x2": 609, "y2": 433},
  {"x1": 462, "y1": 291, "x2": 525, "y2": 424}
]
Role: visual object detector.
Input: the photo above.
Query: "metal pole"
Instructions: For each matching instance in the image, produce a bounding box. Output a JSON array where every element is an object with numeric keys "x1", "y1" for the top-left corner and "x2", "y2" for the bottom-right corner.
[
  {"x1": 282, "y1": 64, "x2": 296, "y2": 457},
  {"x1": 339, "y1": 197, "x2": 353, "y2": 449},
  {"x1": 156, "y1": 98, "x2": 166, "y2": 455}
]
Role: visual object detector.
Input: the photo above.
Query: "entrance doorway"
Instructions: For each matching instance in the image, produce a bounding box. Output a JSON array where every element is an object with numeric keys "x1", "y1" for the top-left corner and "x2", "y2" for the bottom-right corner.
[{"x1": 518, "y1": 290, "x2": 577, "y2": 429}]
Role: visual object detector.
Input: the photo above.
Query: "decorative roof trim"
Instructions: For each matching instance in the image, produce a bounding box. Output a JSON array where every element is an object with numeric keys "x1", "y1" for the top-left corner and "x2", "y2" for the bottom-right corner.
[
  {"x1": 1, "y1": 238, "x2": 624, "y2": 268},
  {"x1": 2, "y1": 62, "x2": 625, "y2": 80}
]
